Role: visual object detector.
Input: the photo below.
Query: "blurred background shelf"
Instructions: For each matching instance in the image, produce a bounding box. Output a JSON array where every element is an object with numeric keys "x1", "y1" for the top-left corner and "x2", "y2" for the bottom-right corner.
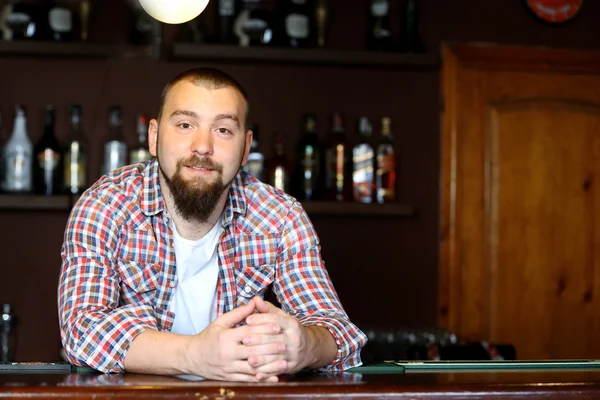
[
  {"x1": 0, "y1": 195, "x2": 72, "y2": 211},
  {"x1": 0, "y1": 40, "x2": 155, "y2": 59},
  {"x1": 171, "y1": 43, "x2": 439, "y2": 68},
  {"x1": 0, "y1": 195, "x2": 414, "y2": 217},
  {"x1": 301, "y1": 201, "x2": 414, "y2": 217}
]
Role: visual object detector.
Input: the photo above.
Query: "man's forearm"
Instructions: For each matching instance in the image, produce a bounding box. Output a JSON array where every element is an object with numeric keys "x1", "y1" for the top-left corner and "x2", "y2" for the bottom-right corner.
[
  {"x1": 123, "y1": 330, "x2": 193, "y2": 375},
  {"x1": 304, "y1": 326, "x2": 338, "y2": 369}
]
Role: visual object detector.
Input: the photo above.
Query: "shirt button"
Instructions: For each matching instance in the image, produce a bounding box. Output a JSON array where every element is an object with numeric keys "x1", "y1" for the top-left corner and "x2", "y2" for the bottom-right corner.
[
  {"x1": 244, "y1": 286, "x2": 252, "y2": 294},
  {"x1": 170, "y1": 281, "x2": 177, "y2": 288}
]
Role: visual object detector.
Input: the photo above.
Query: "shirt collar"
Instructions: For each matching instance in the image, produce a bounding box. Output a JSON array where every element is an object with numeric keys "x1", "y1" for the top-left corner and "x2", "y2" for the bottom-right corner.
[
  {"x1": 223, "y1": 172, "x2": 247, "y2": 227},
  {"x1": 141, "y1": 159, "x2": 164, "y2": 216}
]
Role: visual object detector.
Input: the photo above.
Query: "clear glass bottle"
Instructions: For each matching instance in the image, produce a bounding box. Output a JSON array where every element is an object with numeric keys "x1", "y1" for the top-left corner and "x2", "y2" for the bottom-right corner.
[
  {"x1": 103, "y1": 106, "x2": 128, "y2": 175},
  {"x1": 2, "y1": 105, "x2": 32, "y2": 193}
]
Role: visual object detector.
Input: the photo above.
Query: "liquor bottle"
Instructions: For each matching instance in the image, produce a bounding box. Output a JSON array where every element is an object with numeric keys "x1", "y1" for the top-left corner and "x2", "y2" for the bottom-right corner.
[
  {"x1": 62, "y1": 105, "x2": 87, "y2": 196},
  {"x1": 315, "y1": 0, "x2": 328, "y2": 48},
  {"x1": 47, "y1": 0, "x2": 73, "y2": 41},
  {"x1": 399, "y1": 0, "x2": 425, "y2": 53},
  {"x1": 2, "y1": 105, "x2": 32, "y2": 194},
  {"x1": 375, "y1": 117, "x2": 396, "y2": 203},
  {"x1": 102, "y1": 106, "x2": 128, "y2": 175},
  {"x1": 33, "y1": 104, "x2": 62, "y2": 196},
  {"x1": 352, "y1": 116, "x2": 375, "y2": 203},
  {"x1": 325, "y1": 113, "x2": 353, "y2": 201},
  {"x1": 285, "y1": 0, "x2": 312, "y2": 48},
  {"x1": 367, "y1": 0, "x2": 392, "y2": 51},
  {"x1": 294, "y1": 113, "x2": 322, "y2": 201},
  {"x1": 0, "y1": 304, "x2": 15, "y2": 362},
  {"x1": 242, "y1": 122, "x2": 264, "y2": 181},
  {"x1": 129, "y1": 113, "x2": 153, "y2": 164},
  {"x1": 35, "y1": 0, "x2": 73, "y2": 41},
  {"x1": 266, "y1": 132, "x2": 291, "y2": 193},
  {"x1": 217, "y1": 0, "x2": 238, "y2": 44},
  {"x1": 3, "y1": 2, "x2": 37, "y2": 40},
  {"x1": 234, "y1": 0, "x2": 273, "y2": 47}
]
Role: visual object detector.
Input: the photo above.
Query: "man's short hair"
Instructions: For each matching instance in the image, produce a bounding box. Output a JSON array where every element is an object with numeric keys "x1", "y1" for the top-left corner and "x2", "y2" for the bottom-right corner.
[{"x1": 157, "y1": 67, "x2": 250, "y2": 128}]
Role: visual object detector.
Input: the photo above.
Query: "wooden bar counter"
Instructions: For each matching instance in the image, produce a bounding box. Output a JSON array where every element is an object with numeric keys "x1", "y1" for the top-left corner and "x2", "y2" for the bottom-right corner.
[{"x1": 3, "y1": 368, "x2": 600, "y2": 399}]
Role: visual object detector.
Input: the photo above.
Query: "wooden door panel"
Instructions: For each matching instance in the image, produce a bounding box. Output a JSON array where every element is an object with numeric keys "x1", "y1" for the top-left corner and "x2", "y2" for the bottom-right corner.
[
  {"x1": 489, "y1": 102, "x2": 600, "y2": 359},
  {"x1": 440, "y1": 44, "x2": 600, "y2": 359}
]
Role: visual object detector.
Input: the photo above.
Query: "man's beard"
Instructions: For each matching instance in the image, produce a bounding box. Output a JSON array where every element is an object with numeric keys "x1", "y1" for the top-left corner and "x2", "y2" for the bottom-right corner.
[{"x1": 159, "y1": 154, "x2": 228, "y2": 223}]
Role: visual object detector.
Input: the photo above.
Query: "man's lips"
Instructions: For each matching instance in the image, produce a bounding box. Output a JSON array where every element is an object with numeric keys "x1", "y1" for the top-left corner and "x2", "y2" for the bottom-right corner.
[{"x1": 186, "y1": 165, "x2": 213, "y2": 171}]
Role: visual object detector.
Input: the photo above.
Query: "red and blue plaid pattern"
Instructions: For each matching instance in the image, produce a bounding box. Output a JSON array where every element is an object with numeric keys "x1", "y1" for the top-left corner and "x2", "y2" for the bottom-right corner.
[{"x1": 58, "y1": 160, "x2": 367, "y2": 373}]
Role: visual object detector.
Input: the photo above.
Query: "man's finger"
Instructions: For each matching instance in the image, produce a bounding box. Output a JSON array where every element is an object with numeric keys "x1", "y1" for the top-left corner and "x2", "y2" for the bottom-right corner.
[
  {"x1": 247, "y1": 353, "x2": 286, "y2": 368},
  {"x1": 242, "y1": 331, "x2": 285, "y2": 346},
  {"x1": 253, "y1": 359, "x2": 288, "y2": 376},
  {"x1": 245, "y1": 312, "x2": 286, "y2": 327},
  {"x1": 214, "y1": 300, "x2": 257, "y2": 328},
  {"x1": 240, "y1": 342, "x2": 286, "y2": 359}
]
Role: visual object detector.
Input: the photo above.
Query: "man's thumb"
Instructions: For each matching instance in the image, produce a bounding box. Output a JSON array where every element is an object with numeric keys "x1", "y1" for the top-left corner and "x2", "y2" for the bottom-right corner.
[{"x1": 214, "y1": 300, "x2": 256, "y2": 328}]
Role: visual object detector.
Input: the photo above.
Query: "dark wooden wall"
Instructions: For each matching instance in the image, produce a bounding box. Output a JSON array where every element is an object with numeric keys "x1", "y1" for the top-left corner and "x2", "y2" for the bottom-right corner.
[{"x1": 1, "y1": 0, "x2": 599, "y2": 361}]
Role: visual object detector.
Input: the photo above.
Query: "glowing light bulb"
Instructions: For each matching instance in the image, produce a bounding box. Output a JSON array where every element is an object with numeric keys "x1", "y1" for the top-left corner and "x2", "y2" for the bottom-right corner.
[{"x1": 138, "y1": 0, "x2": 210, "y2": 24}]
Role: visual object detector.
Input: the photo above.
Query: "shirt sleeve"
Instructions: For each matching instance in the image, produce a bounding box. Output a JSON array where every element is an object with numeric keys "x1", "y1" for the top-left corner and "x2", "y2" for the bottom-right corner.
[
  {"x1": 57, "y1": 191, "x2": 158, "y2": 373},
  {"x1": 273, "y1": 201, "x2": 368, "y2": 371}
]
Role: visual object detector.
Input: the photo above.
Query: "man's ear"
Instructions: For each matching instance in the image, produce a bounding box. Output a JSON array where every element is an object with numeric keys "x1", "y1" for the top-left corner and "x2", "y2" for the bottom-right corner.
[
  {"x1": 241, "y1": 128, "x2": 254, "y2": 166},
  {"x1": 148, "y1": 119, "x2": 159, "y2": 157}
]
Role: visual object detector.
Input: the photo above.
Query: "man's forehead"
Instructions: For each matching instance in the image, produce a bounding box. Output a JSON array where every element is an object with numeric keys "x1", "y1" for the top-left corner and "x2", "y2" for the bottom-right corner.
[{"x1": 166, "y1": 82, "x2": 246, "y2": 109}]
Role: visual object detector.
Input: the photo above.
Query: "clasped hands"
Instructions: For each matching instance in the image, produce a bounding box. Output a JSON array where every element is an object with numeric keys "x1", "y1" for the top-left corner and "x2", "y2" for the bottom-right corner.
[{"x1": 185, "y1": 296, "x2": 315, "y2": 382}]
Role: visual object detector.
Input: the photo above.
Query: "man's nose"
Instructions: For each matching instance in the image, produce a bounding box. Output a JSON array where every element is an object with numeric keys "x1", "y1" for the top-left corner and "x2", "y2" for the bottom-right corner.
[{"x1": 191, "y1": 127, "x2": 214, "y2": 155}]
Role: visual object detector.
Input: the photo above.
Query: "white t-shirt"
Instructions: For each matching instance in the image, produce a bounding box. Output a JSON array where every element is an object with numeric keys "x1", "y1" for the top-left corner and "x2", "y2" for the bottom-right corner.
[{"x1": 168, "y1": 219, "x2": 222, "y2": 335}]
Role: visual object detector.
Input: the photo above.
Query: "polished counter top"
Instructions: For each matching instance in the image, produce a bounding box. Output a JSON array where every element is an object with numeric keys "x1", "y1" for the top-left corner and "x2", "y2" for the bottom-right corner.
[{"x1": 3, "y1": 367, "x2": 600, "y2": 399}]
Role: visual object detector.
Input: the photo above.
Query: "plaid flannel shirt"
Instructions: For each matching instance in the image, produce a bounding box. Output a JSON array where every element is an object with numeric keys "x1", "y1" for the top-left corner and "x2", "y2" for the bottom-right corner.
[{"x1": 58, "y1": 160, "x2": 366, "y2": 373}]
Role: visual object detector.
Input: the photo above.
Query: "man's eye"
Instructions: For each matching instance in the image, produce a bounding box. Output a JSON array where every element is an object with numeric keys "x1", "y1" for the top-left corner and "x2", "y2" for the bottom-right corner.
[
  {"x1": 218, "y1": 128, "x2": 232, "y2": 134},
  {"x1": 179, "y1": 123, "x2": 192, "y2": 129}
]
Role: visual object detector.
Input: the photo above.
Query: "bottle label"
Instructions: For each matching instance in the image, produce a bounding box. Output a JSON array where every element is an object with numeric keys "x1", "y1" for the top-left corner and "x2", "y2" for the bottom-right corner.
[
  {"x1": 104, "y1": 141, "x2": 127, "y2": 174},
  {"x1": 285, "y1": 14, "x2": 309, "y2": 39},
  {"x1": 49, "y1": 7, "x2": 72, "y2": 33},
  {"x1": 38, "y1": 148, "x2": 60, "y2": 171},
  {"x1": 335, "y1": 145, "x2": 345, "y2": 194},
  {"x1": 376, "y1": 151, "x2": 396, "y2": 202},
  {"x1": 4, "y1": 148, "x2": 32, "y2": 192},
  {"x1": 219, "y1": 0, "x2": 235, "y2": 16},
  {"x1": 64, "y1": 143, "x2": 86, "y2": 191},
  {"x1": 377, "y1": 152, "x2": 395, "y2": 172},
  {"x1": 371, "y1": 0, "x2": 389, "y2": 17}
]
